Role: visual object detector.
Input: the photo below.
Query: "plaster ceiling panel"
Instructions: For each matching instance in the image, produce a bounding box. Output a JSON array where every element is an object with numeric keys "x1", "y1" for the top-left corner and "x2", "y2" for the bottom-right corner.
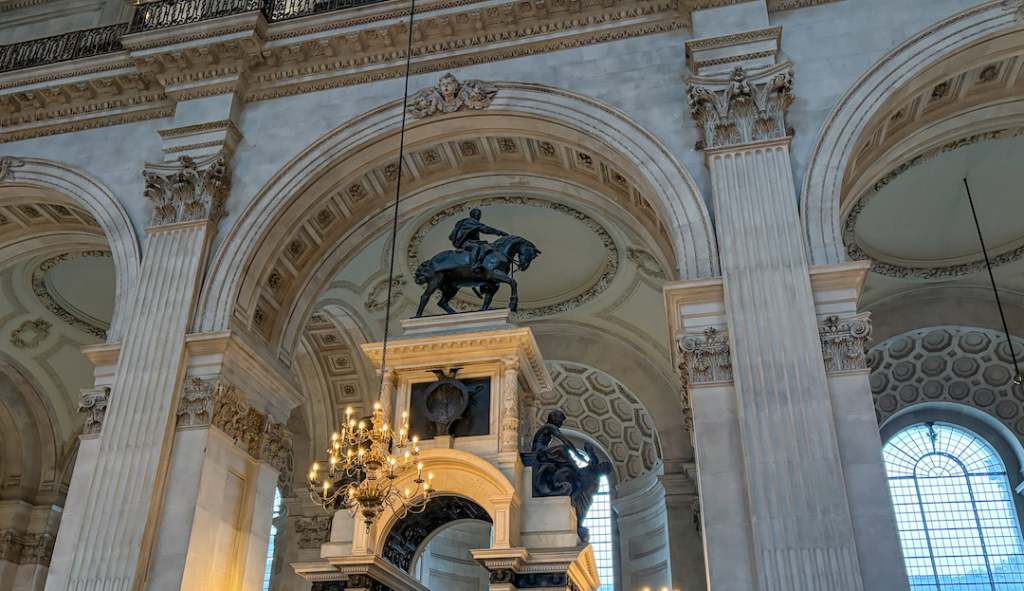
[
  {"x1": 413, "y1": 201, "x2": 607, "y2": 307},
  {"x1": 853, "y1": 136, "x2": 1024, "y2": 267},
  {"x1": 44, "y1": 255, "x2": 115, "y2": 328}
]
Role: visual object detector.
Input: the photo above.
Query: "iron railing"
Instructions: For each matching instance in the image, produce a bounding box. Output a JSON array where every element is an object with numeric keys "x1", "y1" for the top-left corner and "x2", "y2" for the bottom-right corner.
[
  {"x1": 265, "y1": 0, "x2": 392, "y2": 22},
  {"x1": 128, "y1": 0, "x2": 268, "y2": 33},
  {"x1": 0, "y1": 0, "x2": 403, "y2": 75},
  {"x1": 0, "y1": 23, "x2": 127, "y2": 74}
]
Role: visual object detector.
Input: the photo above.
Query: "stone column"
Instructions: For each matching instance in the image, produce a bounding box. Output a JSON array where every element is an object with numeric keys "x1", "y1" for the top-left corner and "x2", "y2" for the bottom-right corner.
[
  {"x1": 681, "y1": 46, "x2": 908, "y2": 586},
  {"x1": 613, "y1": 475, "x2": 672, "y2": 591}
]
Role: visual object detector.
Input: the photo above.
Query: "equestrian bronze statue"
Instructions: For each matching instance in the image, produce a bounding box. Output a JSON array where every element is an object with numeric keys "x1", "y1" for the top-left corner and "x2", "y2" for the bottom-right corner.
[{"x1": 414, "y1": 208, "x2": 541, "y2": 317}]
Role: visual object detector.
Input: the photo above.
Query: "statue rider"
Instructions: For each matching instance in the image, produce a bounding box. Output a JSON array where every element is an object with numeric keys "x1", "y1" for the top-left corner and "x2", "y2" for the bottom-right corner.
[{"x1": 449, "y1": 208, "x2": 508, "y2": 274}]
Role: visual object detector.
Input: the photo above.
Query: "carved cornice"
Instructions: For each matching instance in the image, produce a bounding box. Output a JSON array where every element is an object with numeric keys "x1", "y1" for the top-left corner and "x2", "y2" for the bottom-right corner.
[
  {"x1": 0, "y1": 530, "x2": 55, "y2": 566},
  {"x1": 176, "y1": 376, "x2": 294, "y2": 476},
  {"x1": 677, "y1": 327, "x2": 732, "y2": 384},
  {"x1": 295, "y1": 516, "x2": 332, "y2": 549},
  {"x1": 143, "y1": 155, "x2": 231, "y2": 227},
  {"x1": 818, "y1": 313, "x2": 871, "y2": 373},
  {"x1": 79, "y1": 388, "x2": 110, "y2": 437},
  {"x1": 686, "y1": 62, "x2": 794, "y2": 150}
]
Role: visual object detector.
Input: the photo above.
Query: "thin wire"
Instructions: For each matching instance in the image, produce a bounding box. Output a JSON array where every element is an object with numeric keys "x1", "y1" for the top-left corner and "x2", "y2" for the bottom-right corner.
[
  {"x1": 963, "y1": 178, "x2": 1023, "y2": 385},
  {"x1": 378, "y1": 0, "x2": 417, "y2": 398}
]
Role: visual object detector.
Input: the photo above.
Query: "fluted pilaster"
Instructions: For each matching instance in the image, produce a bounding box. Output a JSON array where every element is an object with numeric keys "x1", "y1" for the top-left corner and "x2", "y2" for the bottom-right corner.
[
  {"x1": 707, "y1": 138, "x2": 863, "y2": 591},
  {"x1": 47, "y1": 220, "x2": 216, "y2": 591}
]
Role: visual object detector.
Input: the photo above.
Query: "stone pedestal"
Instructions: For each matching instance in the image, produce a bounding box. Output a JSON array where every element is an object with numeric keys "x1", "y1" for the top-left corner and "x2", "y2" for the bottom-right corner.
[{"x1": 294, "y1": 311, "x2": 600, "y2": 591}]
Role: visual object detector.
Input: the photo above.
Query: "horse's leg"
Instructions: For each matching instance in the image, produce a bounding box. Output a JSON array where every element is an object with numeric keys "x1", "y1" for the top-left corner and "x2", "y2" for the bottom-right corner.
[
  {"x1": 416, "y1": 277, "x2": 440, "y2": 317},
  {"x1": 480, "y1": 285, "x2": 496, "y2": 310},
  {"x1": 490, "y1": 270, "x2": 518, "y2": 312},
  {"x1": 437, "y1": 284, "x2": 459, "y2": 315}
]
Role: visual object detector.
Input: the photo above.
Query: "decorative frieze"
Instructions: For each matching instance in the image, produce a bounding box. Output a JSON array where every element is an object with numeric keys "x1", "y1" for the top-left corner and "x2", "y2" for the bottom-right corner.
[
  {"x1": 0, "y1": 530, "x2": 55, "y2": 566},
  {"x1": 676, "y1": 354, "x2": 693, "y2": 434},
  {"x1": 143, "y1": 155, "x2": 231, "y2": 227},
  {"x1": 294, "y1": 516, "x2": 333, "y2": 549},
  {"x1": 677, "y1": 327, "x2": 733, "y2": 384},
  {"x1": 79, "y1": 388, "x2": 110, "y2": 437},
  {"x1": 175, "y1": 377, "x2": 294, "y2": 475},
  {"x1": 818, "y1": 314, "x2": 872, "y2": 373},
  {"x1": 686, "y1": 63, "x2": 794, "y2": 150},
  {"x1": 406, "y1": 73, "x2": 498, "y2": 119}
]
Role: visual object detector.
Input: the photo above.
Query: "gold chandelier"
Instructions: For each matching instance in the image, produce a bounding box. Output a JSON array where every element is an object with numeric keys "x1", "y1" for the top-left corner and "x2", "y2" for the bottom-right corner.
[
  {"x1": 306, "y1": 0, "x2": 433, "y2": 529},
  {"x1": 308, "y1": 404, "x2": 434, "y2": 527}
]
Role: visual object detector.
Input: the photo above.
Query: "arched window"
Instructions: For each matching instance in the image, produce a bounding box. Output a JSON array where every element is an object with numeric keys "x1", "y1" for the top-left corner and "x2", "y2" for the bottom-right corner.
[
  {"x1": 573, "y1": 450, "x2": 615, "y2": 591},
  {"x1": 262, "y1": 488, "x2": 283, "y2": 591},
  {"x1": 883, "y1": 422, "x2": 1024, "y2": 590}
]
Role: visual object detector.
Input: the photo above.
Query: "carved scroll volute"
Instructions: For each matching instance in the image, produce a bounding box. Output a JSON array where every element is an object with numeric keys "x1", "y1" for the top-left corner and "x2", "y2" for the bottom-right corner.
[
  {"x1": 79, "y1": 388, "x2": 111, "y2": 437},
  {"x1": 818, "y1": 313, "x2": 872, "y2": 373},
  {"x1": 500, "y1": 355, "x2": 521, "y2": 453},
  {"x1": 686, "y1": 64, "x2": 795, "y2": 150}
]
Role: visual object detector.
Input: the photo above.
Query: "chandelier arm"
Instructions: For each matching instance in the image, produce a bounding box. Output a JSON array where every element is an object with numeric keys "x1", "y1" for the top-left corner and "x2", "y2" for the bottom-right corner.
[{"x1": 963, "y1": 178, "x2": 1024, "y2": 385}]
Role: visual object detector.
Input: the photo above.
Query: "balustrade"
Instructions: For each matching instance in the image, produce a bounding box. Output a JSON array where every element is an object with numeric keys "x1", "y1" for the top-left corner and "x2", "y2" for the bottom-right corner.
[{"x1": 0, "y1": 24, "x2": 126, "y2": 74}]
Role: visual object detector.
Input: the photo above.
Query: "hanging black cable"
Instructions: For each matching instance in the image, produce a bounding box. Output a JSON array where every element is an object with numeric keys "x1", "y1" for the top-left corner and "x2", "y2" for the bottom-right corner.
[
  {"x1": 963, "y1": 178, "x2": 1024, "y2": 387},
  {"x1": 378, "y1": 0, "x2": 417, "y2": 397}
]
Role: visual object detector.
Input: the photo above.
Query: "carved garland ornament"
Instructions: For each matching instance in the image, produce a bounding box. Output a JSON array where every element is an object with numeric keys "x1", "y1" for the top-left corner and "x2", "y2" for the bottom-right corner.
[
  {"x1": 143, "y1": 155, "x2": 231, "y2": 227},
  {"x1": 176, "y1": 377, "x2": 294, "y2": 480},
  {"x1": 9, "y1": 318, "x2": 50, "y2": 349},
  {"x1": 31, "y1": 251, "x2": 111, "y2": 340},
  {"x1": 686, "y1": 65, "x2": 794, "y2": 150},
  {"x1": 406, "y1": 73, "x2": 498, "y2": 119},
  {"x1": 819, "y1": 314, "x2": 872, "y2": 373}
]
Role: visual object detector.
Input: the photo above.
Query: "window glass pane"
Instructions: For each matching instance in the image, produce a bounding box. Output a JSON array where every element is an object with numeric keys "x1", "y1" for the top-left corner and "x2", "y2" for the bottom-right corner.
[
  {"x1": 883, "y1": 423, "x2": 1024, "y2": 591},
  {"x1": 263, "y1": 489, "x2": 283, "y2": 591},
  {"x1": 574, "y1": 450, "x2": 615, "y2": 591}
]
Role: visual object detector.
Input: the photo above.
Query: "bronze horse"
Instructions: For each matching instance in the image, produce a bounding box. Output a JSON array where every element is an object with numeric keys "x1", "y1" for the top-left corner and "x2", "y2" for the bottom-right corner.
[{"x1": 414, "y1": 235, "x2": 541, "y2": 317}]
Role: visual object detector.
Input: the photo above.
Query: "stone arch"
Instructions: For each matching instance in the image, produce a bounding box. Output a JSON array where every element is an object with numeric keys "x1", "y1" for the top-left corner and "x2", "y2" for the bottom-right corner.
[
  {"x1": 0, "y1": 158, "x2": 140, "y2": 341},
  {"x1": 0, "y1": 351, "x2": 61, "y2": 504},
  {"x1": 868, "y1": 326, "x2": 1024, "y2": 442},
  {"x1": 195, "y1": 81, "x2": 717, "y2": 357},
  {"x1": 537, "y1": 361, "x2": 662, "y2": 483},
  {"x1": 366, "y1": 449, "x2": 518, "y2": 555},
  {"x1": 800, "y1": 1, "x2": 1024, "y2": 267},
  {"x1": 381, "y1": 497, "x2": 492, "y2": 573}
]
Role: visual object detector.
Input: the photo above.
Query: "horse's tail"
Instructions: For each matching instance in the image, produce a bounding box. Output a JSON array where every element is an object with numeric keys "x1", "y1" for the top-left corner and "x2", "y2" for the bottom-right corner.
[{"x1": 414, "y1": 261, "x2": 433, "y2": 285}]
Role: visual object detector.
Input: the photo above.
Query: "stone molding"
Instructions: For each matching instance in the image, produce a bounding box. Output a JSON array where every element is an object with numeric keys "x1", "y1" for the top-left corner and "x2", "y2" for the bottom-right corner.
[
  {"x1": 819, "y1": 313, "x2": 872, "y2": 373},
  {"x1": 500, "y1": 355, "x2": 521, "y2": 453},
  {"x1": 677, "y1": 327, "x2": 732, "y2": 384},
  {"x1": 406, "y1": 74, "x2": 497, "y2": 119},
  {"x1": 31, "y1": 251, "x2": 112, "y2": 340},
  {"x1": 684, "y1": 26, "x2": 782, "y2": 74},
  {"x1": 175, "y1": 376, "x2": 294, "y2": 476},
  {"x1": 143, "y1": 155, "x2": 231, "y2": 227},
  {"x1": 686, "y1": 62, "x2": 794, "y2": 150},
  {"x1": 869, "y1": 326, "x2": 1024, "y2": 437},
  {"x1": 842, "y1": 126, "x2": 1024, "y2": 279},
  {"x1": 294, "y1": 516, "x2": 332, "y2": 549},
  {"x1": 78, "y1": 388, "x2": 110, "y2": 437},
  {"x1": 0, "y1": 530, "x2": 55, "y2": 566}
]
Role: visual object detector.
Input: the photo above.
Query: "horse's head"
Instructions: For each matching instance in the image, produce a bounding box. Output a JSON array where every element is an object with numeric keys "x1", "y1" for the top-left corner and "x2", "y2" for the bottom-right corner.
[{"x1": 515, "y1": 237, "x2": 541, "y2": 271}]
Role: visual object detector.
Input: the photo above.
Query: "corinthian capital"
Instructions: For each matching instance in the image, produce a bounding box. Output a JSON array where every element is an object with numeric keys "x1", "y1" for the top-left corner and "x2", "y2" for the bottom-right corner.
[
  {"x1": 143, "y1": 154, "x2": 230, "y2": 227},
  {"x1": 686, "y1": 62, "x2": 795, "y2": 150}
]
